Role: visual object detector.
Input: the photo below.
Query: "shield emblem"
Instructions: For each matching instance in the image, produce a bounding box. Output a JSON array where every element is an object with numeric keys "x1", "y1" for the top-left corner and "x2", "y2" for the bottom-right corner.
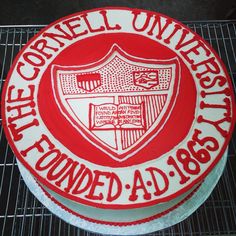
[{"x1": 51, "y1": 45, "x2": 180, "y2": 162}]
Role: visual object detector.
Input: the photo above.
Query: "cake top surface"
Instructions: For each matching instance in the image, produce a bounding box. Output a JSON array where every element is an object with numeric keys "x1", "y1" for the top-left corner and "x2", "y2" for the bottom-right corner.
[{"x1": 2, "y1": 7, "x2": 235, "y2": 209}]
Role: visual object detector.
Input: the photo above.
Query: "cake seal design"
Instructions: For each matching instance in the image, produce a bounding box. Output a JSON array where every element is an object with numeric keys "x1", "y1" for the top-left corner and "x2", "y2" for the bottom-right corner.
[{"x1": 1, "y1": 7, "x2": 235, "y2": 209}]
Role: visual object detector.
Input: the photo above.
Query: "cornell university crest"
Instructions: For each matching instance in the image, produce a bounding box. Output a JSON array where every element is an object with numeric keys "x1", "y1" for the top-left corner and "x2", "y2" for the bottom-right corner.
[
  {"x1": 2, "y1": 8, "x2": 235, "y2": 208},
  {"x1": 52, "y1": 45, "x2": 180, "y2": 161}
]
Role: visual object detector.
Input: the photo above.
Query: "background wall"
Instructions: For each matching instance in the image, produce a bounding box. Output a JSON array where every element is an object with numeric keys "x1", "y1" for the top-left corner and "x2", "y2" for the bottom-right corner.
[{"x1": 0, "y1": 0, "x2": 236, "y2": 25}]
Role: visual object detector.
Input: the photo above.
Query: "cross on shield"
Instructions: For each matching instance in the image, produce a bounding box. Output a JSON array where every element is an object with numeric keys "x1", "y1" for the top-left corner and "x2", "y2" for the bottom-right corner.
[{"x1": 51, "y1": 45, "x2": 180, "y2": 162}]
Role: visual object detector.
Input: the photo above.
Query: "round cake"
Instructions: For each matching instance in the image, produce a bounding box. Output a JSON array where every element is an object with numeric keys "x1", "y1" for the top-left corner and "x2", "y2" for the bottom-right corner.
[{"x1": 1, "y1": 7, "x2": 235, "y2": 234}]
